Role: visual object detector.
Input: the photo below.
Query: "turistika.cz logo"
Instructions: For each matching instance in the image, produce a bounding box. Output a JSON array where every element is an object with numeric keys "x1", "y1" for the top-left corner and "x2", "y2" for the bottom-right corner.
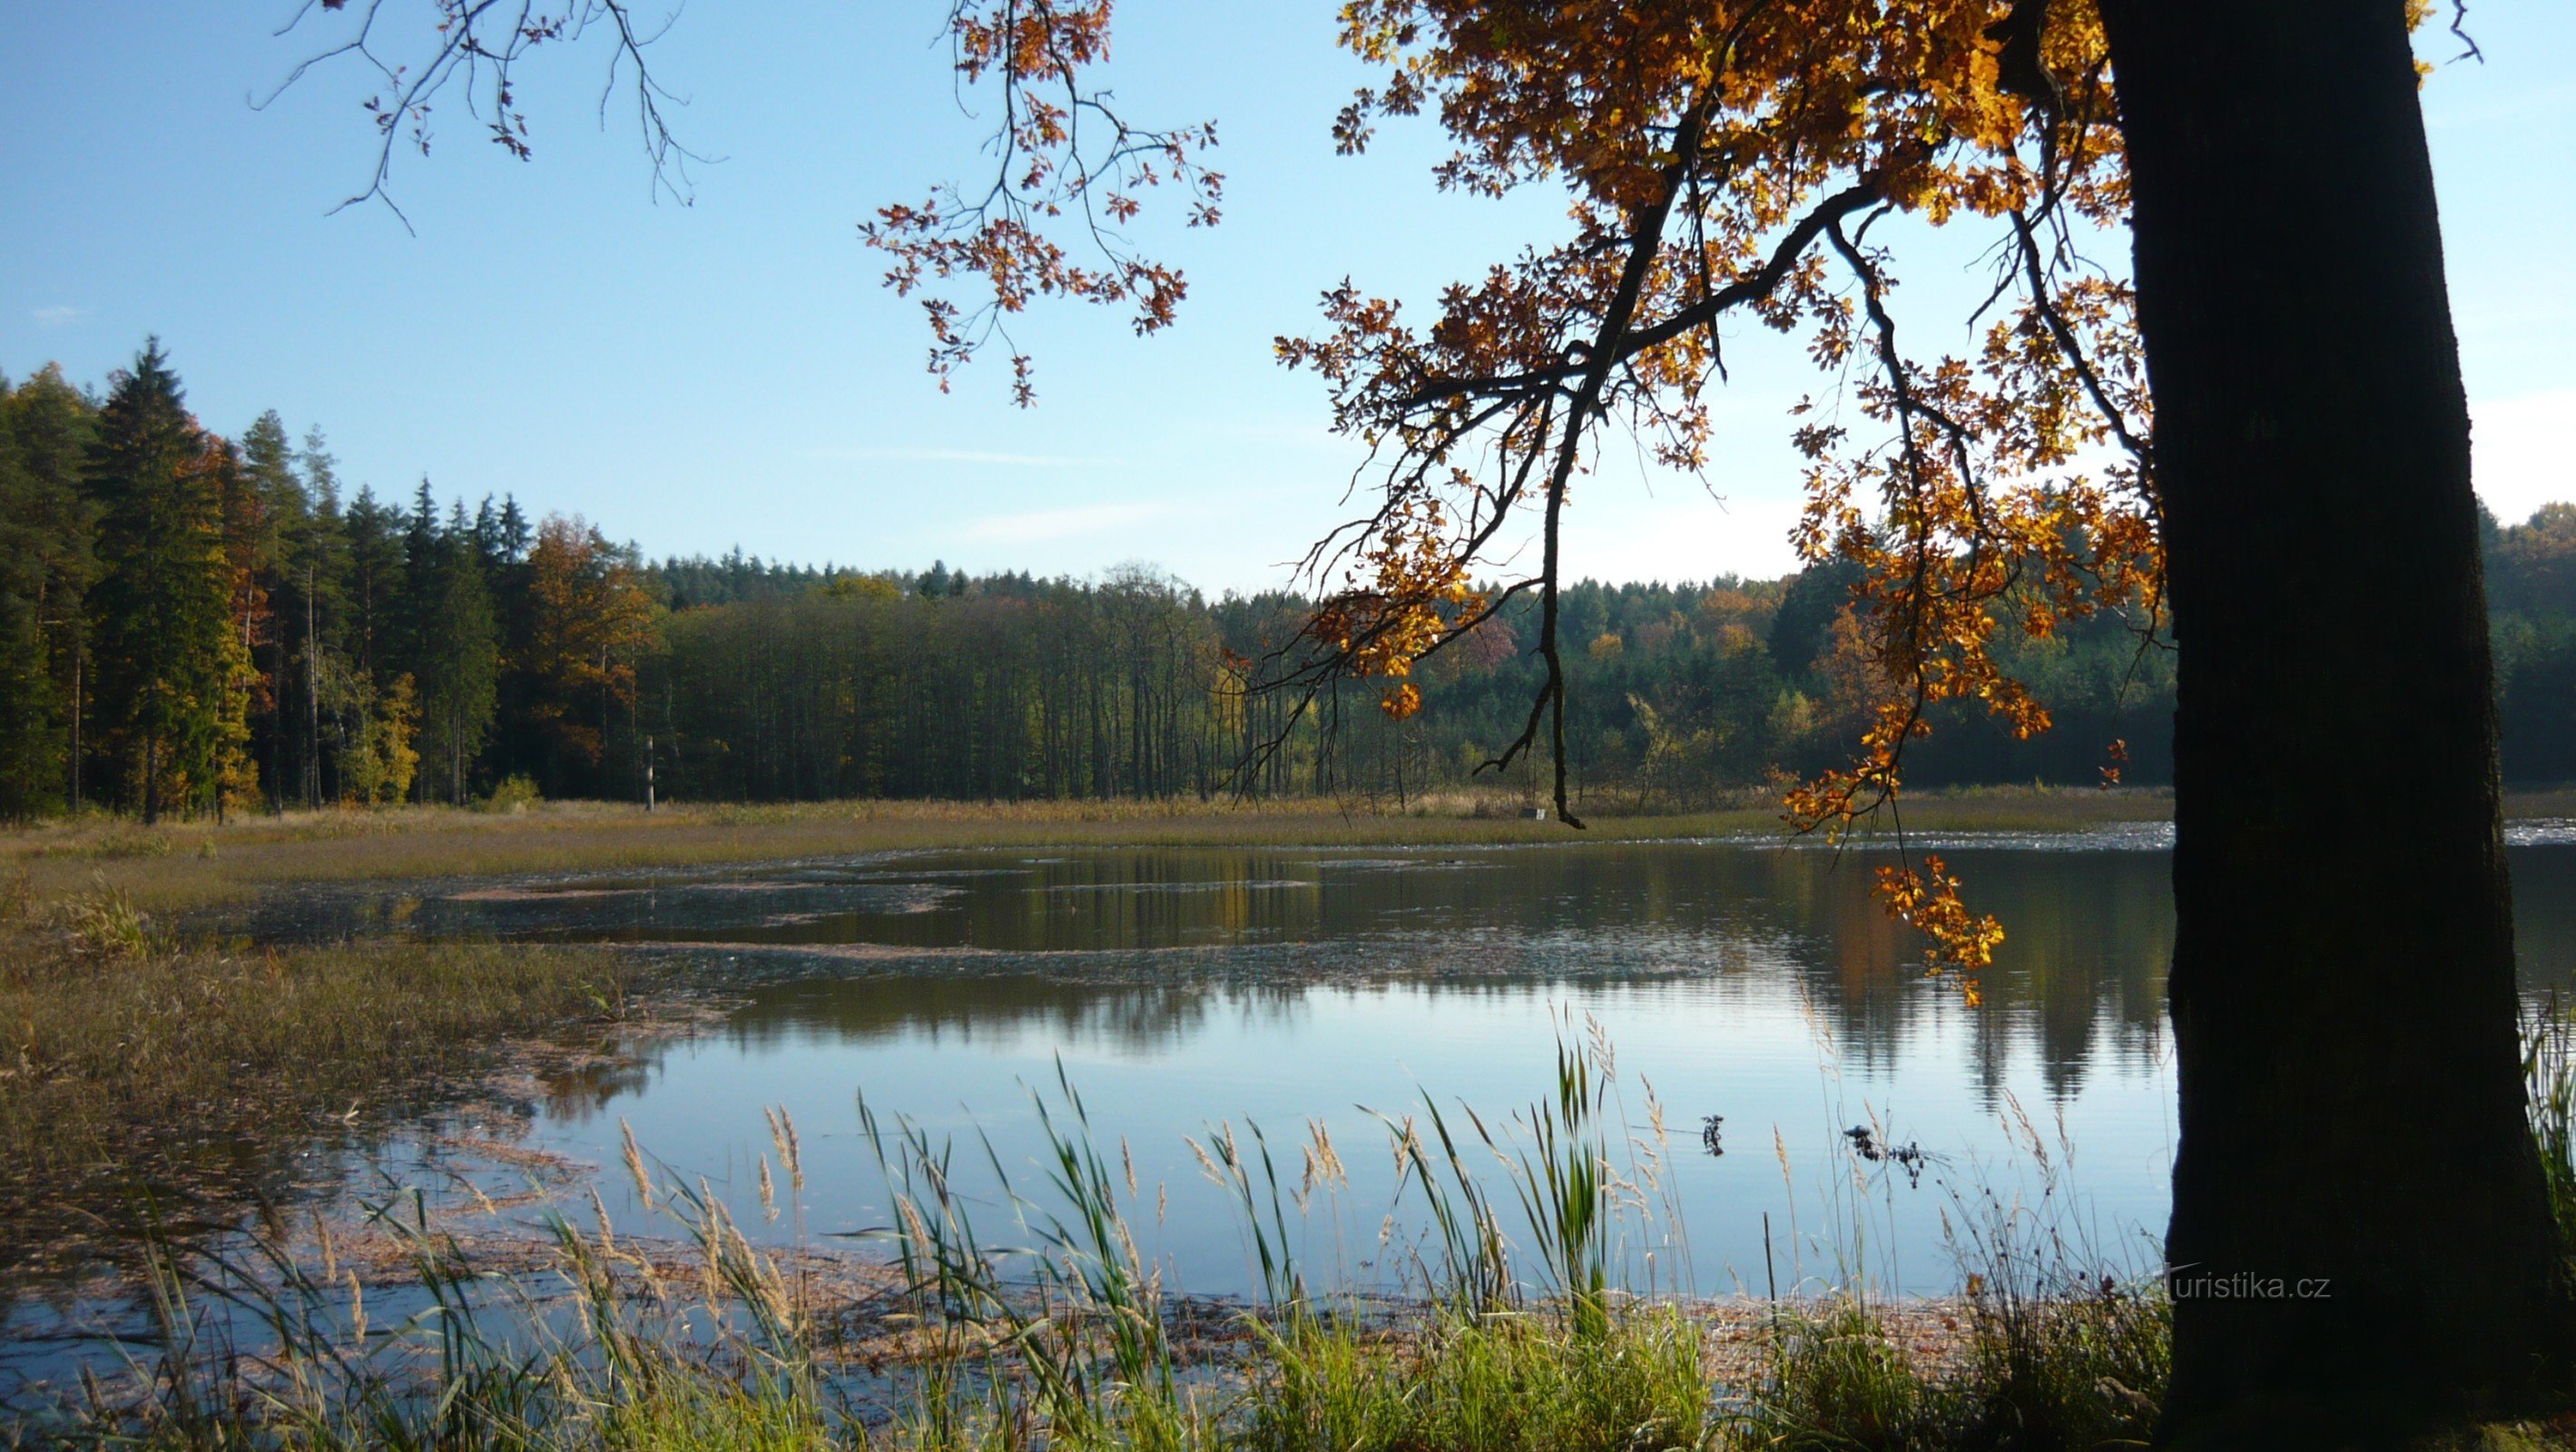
[{"x1": 2167, "y1": 1265, "x2": 2332, "y2": 1300}]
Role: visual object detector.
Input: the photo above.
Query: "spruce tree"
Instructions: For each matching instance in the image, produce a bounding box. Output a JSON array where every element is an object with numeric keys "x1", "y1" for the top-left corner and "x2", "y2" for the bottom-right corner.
[
  {"x1": 241, "y1": 411, "x2": 304, "y2": 809},
  {"x1": 414, "y1": 498, "x2": 501, "y2": 803},
  {"x1": 203, "y1": 438, "x2": 264, "y2": 819},
  {"x1": 0, "y1": 368, "x2": 99, "y2": 819},
  {"x1": 0, "y1": 380, "x2": 62, "y2": 820},
  {"x1": 340, "y1": 485, "x2": 406, "y2": 686},
  {"x1": 84, "y1": 340, "x2": 235, "y2": 822}
]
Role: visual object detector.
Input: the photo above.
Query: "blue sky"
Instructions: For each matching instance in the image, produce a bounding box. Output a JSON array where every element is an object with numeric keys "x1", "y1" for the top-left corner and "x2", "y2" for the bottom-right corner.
[{"x1": 4, "y1": 3, "x2": 2570, "y2": 594}]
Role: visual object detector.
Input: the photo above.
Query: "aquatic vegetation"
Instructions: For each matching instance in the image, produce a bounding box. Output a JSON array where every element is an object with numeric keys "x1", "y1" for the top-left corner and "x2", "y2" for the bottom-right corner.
[
  {"x1": 0, "y1": 916, "x2": 643, "y2": 1272},
  {"x1": 2526, "y1": 997, "x2": 2576, "y2": 1253},
  {"x1": 9, "y1": 1033, "x2": 2191, "y2": 1451}
]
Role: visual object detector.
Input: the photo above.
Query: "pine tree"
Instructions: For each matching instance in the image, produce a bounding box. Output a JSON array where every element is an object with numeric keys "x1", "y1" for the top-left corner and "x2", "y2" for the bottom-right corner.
[
  {"x1": 0, "y1": 384, "x2": 64, "y2": 822},
  {"x1": 396, "y1": 477, "x2": 440, "y2": 696},
  {"x1": 204, "y1": 439, "x2": 264, "y2": 819}
]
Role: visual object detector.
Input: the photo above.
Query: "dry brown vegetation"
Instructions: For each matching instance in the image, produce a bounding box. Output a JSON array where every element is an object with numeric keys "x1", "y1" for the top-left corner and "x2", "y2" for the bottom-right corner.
[
  {"x1": 0, "y1": 787, "x2": 2199, "y2": 916},
  {"x1": 0, "y1": 877, "x2": 648, "y2": 1277}
]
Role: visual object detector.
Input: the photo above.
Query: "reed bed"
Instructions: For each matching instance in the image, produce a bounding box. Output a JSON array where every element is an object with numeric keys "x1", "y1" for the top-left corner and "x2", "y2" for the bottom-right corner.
[
  {"x1": 0, "y1": 878, "x2": 643, "y2": 1276},
  {"x1": 10, "y1": 1031, "x2": 2186, "y2": 1451}
]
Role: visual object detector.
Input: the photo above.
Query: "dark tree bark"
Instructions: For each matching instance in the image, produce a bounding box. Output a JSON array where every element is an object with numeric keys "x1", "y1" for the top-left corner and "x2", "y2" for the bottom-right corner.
[{"x1": 2096, "y1": 0, "x2": 2576, "y2": 1438}]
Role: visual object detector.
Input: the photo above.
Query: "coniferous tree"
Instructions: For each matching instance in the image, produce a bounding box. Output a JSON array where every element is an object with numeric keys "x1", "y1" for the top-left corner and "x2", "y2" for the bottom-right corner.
[
  {"x1": 396, "y1": 477, "x2": 440, "y2": 688},
  {"x1": 84, "y1": 341, "x2": 241, "y2": 822},
  {"x1": 240, "y1": 411, "x2": 304, "y2": 809},
  {"x1": 286, "y1": 428, "x2": 352, "y2": 805},
  {"x1": 210, "y1": 435, "x2": 274, "y2": 821},
  {"x1": 0, "y1": 368, "x2": 99, "y2": 820},
  {"x1": 339, "y1": 486, "x2": 406, "y2": 688},
  {"x1": 413, "y1": 498, "x2": 501, "y2": 803},
  {"x1": 0, "y1": 378, "x2": 57, "y2": 821}
]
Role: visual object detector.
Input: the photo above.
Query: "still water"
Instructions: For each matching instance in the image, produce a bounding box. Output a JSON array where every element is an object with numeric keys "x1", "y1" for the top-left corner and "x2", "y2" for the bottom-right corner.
[{"x1": 216, "y1": 825, "x2": 2576, "y2": 1300}]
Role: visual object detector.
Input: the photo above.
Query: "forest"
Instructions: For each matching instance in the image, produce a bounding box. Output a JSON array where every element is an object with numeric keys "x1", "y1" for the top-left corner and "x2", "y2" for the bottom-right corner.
[{"x1": 4, "y1": 341, "x2": 2571, "y2": 821}]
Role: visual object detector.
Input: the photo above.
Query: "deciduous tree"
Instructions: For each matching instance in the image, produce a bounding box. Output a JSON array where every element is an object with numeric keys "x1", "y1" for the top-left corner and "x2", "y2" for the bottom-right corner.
[
  {"x1": 271, "y1": 0, "x2": 2576, "y2": 1433},
  {"x1": 523, "y1": 515, "x2": 659, "y2": 792}
]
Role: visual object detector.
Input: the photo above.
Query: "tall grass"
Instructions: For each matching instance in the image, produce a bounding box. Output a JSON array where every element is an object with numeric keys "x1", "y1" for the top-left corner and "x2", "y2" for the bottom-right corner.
[
  {"x1": 1731, "y1": 1094, "x2": 2168, "y2": 1452},
  {"x1": 15, "y1": 1032, "x2": 2176, "y2": 1451},
  {"x1": 0, "y1": 881, "x2": 642, "y2": 1271},
  {"x1": 28, "y1": 1181, "x2": 833, "y2": 1450},
  {"x1": 2527, "y1": 996, "x2": 2576, "y2": 1254}
]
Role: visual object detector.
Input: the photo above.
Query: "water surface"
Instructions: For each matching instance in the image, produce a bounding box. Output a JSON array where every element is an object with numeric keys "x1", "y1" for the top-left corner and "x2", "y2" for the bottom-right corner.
[{"x1": 208, "y1": 828, "x2": 2576, "y2": 1300}]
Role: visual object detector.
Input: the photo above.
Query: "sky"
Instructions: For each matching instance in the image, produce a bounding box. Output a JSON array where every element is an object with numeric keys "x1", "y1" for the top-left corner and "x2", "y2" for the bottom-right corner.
[{"x1": 4, "y1": 3, "x2": 2571, "y2": 595}]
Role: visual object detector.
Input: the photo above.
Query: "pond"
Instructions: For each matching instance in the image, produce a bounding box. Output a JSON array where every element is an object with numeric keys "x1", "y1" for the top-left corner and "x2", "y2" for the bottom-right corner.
[{"x1": 185, "y1": 822, "x2": 2576, "y2": 1306}]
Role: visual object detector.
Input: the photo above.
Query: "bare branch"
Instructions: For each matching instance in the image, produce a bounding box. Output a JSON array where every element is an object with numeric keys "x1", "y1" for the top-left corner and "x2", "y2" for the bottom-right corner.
[{"x1": 265, "y1": 0, "x2": 709, "y2": 229}]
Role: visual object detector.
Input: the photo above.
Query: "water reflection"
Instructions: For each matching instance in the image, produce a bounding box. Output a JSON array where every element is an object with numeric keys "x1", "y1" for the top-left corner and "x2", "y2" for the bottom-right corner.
[
  {"x1": 215, "y1": 838, "x2": 2576, "y2": 1102},
  {"x1": 185, "y1": 836, "x2": 2576, "y2": 1300},
  {"x1": 218, "y1": 839, "x2": 2240, "y2": 1102}
]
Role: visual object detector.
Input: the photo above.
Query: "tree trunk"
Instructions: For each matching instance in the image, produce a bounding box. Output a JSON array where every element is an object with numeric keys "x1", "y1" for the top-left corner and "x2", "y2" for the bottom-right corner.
[
  {"x1": 2096, "y1": 0, "x2": 2576, "y2": 1437},
  {"x1": 70, "y1": 645, "x2": 82, "y2": 814}
]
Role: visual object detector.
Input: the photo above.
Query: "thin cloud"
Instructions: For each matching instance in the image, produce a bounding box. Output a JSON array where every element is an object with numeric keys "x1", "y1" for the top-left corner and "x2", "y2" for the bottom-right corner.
[
  {"x1": 803, "y1": 445, "x2": 1126, "y2": 467},
  {"x1": 32, "y1": 305, "x2": 83, "y2": 328}
]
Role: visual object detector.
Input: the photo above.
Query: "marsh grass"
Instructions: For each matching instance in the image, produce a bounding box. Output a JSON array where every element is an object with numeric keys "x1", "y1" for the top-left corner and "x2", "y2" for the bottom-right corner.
[
  {"x1": 1240, "y1": 1305, "x2": 1712, "y2": 1452},
  {"x1": 13, "y1": 1028, "x2": 2188, "y2": 1452},
  {"x1": 0, "y1": 788, "x2": 2186, "y2": 916},
  {"x1": 25, "y1": 1178, "x2": 837, "y2": 1451},
  {"x1": 2526, "y1": 997, "x2": 2576, "y2": 1252},
  {"x1": 1733, "y1": 1091, "x2": 2168, "y2": 1452},
  {"x1": 0, "y1": 884, "x2": 642, "y2": 1273}
]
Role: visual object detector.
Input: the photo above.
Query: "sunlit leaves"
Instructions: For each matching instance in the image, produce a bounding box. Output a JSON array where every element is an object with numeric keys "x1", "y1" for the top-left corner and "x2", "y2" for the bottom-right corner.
[
  {"x1": 1279, "y1": 0, "x2": 2160, "y2": 988},
  {"x1": 1875, "y1": 856, "x2": 2004, "y2": 1003},
  {"x1": 875, "y1": 0, "x2": 2168, "y2": 991}
]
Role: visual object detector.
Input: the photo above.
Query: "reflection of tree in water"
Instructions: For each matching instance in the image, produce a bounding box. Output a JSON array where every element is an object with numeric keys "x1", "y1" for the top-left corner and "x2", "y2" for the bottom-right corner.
[
  {"x1": 720, "y1": 975, "x2": 1230, "y2": 1057},
  {"x1": 532, "y1": 844, "x2": 2191, "y2": 1109},
  {"x1": 2516, "y1": 850, "x2": 2576, "y2": 996},
  {"x1": 1752, "y1": 847, "x2": 2171, "y2": 1105},
  {"x1": 537, "y1": 1049, "x2": 660, "y2": 1124},
  {"x1": 241, "y1": 843, "x2": 2576, "y2": 1118}
]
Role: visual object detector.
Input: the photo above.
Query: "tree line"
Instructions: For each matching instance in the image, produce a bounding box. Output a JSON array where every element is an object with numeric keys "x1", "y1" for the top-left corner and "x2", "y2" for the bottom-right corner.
[
  {"x1": 5, "y1": 341, "x2": 2572, "y2": 820},
  {"x1": 0, "y1": 342, "x2": 656, "y2": 822}
]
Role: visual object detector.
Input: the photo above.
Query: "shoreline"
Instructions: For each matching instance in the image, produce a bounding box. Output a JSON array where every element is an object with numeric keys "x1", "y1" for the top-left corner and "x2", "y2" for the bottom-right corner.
[
  {"x1": 15, "y1": 782, "x2": 2576, "y2": 917},
  {"x1": 0, "y1": 787, "x2": 2203, "y2": 915}
]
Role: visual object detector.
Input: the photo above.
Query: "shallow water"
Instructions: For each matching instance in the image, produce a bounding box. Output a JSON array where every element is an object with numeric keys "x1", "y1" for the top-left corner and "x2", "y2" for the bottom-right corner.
[{"x1": 185, "y1": 826, "x2": 2576, "y2": 1303}]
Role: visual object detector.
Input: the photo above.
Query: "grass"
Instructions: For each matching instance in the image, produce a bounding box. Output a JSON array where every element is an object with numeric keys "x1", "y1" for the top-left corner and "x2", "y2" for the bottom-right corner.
[
  {"x1": 42, "y1": 777, "x2": 2576, "y2": 918},
  {"x1": 15, "y1": 794, "x2": 2576, "y2": 1445},
  {"x1": 1240, "y1": 1306, "x2": 1713, "y2": 1452},
  {"x1": 0, "y1": 787, "x2": 2189, "y2": 915},
  {"x1": 18, "y1": 1026, "x2": 2576, "y2": 1449},
  {"x1": 1739, "y1": 1260, "x2": 2167, "y2": 1450},
  {"x1": 0, "y1": 875, "x2": 646, "y2": 1278},
  {"x1": 2530, "y1": 997, "x2": 2576, "y2": 1254},
  {"x1": 8, "y1": 1033, "x2": 2212, "y2": 1452}
]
